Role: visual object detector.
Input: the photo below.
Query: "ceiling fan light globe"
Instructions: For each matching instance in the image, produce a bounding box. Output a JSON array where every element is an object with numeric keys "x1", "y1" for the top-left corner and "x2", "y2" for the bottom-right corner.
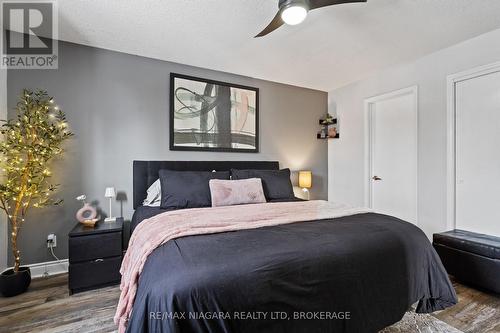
[{"x1": 281, "y1": 6, "x2": 308, "y2": 25}]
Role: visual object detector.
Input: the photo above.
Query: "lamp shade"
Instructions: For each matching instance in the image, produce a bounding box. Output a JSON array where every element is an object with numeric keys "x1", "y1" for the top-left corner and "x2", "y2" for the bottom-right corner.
[
  {"x1": 104, "y1": 187, "x2": 116, "y2": 198},
  {"x1": 298, "y1": 171, "x2": 312, "y2": 189}
]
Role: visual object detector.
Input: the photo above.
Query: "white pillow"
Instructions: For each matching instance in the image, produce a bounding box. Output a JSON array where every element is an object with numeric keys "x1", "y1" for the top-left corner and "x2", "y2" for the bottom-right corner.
[{"x1": 142, "y1": 179, "x2": 161, "y2": 207}]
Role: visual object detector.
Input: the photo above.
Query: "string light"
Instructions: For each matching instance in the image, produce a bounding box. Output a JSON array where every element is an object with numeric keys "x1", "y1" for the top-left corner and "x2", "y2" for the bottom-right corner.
[{"x1": 0, "y1": 89, "x2": 73, "y2": 271}]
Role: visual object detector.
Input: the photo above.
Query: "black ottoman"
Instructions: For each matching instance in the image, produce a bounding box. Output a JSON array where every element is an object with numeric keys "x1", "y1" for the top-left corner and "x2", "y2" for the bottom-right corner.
[{"x1": 433, "y1": 229, "x2": 500, "y2": 294}]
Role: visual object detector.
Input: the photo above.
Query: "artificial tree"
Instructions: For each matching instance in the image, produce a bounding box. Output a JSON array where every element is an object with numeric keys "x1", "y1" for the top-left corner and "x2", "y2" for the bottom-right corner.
[{"x1": 0, "y1": 89, "x2": 73, "y2": 272}]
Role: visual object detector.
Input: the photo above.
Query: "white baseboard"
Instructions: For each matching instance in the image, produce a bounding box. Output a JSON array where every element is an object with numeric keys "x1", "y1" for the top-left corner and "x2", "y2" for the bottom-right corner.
[
  {"x1": 28, "y1": 259, "x2": 68, "y2": 278},
  {"x1": 1, "y1": 259, "x2": 68, "y2": 278}
]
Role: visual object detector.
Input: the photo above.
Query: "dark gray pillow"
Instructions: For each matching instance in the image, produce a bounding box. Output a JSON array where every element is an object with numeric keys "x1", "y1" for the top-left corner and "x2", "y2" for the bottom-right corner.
[
  {"x1": 231, "y1": 168, "x2": 295, "y2": 201},
  {"x1": 159, "y1": 170, "x2": 230, "y2": 209}
]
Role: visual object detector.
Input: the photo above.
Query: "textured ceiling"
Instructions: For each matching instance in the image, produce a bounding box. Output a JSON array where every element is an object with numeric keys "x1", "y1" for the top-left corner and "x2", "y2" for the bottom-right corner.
[{"x1": 55, "y1": 0, "x2": 500, "y2": 91}]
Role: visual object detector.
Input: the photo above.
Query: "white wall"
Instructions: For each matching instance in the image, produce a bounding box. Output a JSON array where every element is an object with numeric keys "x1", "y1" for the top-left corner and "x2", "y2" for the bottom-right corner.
[
  {"x1": 328, "y1": 28, "x2": 500, "y2": 238},
  {"x1": 0, "y1": 68, "x2": 6, "y2": 271}
]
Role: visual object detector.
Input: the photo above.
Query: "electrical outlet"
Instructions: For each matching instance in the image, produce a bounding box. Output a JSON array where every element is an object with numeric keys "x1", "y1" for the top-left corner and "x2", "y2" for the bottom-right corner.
[{"x1": 47, "y1": 233, "x2": 57, "y2": 248}]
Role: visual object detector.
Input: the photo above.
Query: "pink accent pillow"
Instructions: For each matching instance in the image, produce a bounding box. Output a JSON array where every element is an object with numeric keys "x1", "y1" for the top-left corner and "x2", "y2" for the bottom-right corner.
[{"x1": 209, "y1": 178, "x2": 266, "y2": 207}]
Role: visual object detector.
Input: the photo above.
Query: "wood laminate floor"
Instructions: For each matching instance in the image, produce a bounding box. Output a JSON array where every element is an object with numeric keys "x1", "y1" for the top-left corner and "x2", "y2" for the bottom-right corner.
[
  {"x1": 434, "y1": 279, "x2": 500, "y2": 333},
  {"x1": 0, "y1": 274, "x2": 498, "y2": 333}
]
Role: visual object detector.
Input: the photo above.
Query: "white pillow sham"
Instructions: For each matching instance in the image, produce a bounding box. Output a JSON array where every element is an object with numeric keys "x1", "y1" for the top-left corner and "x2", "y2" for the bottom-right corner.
[{"x1": 142, "y1": 179, "x2": 161, "y2": 207}]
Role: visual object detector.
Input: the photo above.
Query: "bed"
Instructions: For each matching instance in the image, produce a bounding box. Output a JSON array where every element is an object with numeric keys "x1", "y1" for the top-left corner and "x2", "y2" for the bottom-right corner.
[{"x1": 118, "y1": 160, "x2": 457, "y2": 333}]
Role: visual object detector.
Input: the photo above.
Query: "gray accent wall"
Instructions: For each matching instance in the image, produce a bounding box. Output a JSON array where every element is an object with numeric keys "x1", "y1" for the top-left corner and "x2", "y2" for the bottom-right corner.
[{"x1": 7, "y1": 41, "x2": 328, "y2": 265}]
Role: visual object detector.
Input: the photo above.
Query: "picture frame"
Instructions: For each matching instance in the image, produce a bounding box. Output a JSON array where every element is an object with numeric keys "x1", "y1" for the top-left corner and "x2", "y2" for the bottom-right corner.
[{"x1": 170, "y1": 73, "x2": 259, "y2": 152}]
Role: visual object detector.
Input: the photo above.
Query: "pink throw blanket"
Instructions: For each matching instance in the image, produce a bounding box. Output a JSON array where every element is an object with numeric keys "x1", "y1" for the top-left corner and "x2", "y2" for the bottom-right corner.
[{"x1": 114, "y1": 200, "x2": 371, "y2": 332}]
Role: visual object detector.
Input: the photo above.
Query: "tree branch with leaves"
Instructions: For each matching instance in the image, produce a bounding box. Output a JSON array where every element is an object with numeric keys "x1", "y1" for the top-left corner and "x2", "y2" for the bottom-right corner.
[{"x1": 0, "y1": 89, "x2": 73, "y2": 272}]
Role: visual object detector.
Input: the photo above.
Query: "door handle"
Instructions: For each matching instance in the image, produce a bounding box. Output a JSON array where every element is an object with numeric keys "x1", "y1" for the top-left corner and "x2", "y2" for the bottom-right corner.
[
  {"x1": 94, "y1": 258, "x2": 104, "y2": 263},
  {"x1": 372, "y1": 176, "x2": 382, "y2": 181}
]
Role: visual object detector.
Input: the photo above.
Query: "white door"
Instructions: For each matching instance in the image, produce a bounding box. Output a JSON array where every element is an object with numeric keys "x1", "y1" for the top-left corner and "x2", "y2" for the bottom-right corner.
[
  {"x1": 368, "y1": 88, "x2": 417, "y2": 224},
  {"x1": 455, "y1": 69, "x2": 500, "y2": 236}
]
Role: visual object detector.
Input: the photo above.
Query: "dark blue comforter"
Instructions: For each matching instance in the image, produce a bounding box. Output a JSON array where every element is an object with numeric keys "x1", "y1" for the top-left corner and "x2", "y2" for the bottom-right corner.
[{"x1": 126, "y1": 211, "x2": 456, "y2": 333}]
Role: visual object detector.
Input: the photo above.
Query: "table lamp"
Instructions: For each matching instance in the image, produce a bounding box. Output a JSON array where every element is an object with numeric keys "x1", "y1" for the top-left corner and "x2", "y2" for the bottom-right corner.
[
  {"x1": 104, "y1": 187, "x2": 116, "y2": 222},
  {"x1": 299, "y1": 171, "x2": 312, "y2": 200}
]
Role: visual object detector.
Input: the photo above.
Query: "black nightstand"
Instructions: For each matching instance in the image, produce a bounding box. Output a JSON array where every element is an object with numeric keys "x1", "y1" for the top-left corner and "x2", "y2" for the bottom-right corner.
[{"x1": 68, "y1": 218, "x2": 123, "y2": 294}]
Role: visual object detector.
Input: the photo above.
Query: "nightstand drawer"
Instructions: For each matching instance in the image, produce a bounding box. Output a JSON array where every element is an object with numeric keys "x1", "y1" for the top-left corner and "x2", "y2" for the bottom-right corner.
[
  {"x1": 69, "y1": 231, "x2": 122, "y2": 263},
  {"x1": 69, "y1": 256, "x2": 122, "y2": 291}
]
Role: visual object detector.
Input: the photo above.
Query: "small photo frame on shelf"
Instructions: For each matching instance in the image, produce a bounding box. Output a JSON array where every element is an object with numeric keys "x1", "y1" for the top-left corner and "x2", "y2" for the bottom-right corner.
[
  {"x1": 327, "y1": 124, "x2": 339, "y2": 138},
  {"x1": 317, "y1": 114, "x2": 339, "y2": 139}
]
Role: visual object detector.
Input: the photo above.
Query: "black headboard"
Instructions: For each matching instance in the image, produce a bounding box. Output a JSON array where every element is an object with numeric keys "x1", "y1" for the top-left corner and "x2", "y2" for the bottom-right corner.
[{"x1": 133, "y1": 160, "x2": 280, "y2": 209}]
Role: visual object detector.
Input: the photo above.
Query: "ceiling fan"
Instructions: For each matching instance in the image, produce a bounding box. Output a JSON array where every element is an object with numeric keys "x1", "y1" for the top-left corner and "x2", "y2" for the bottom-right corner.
[{"x1": 255, "y1": 0, "x2": 367, "y2": 37}]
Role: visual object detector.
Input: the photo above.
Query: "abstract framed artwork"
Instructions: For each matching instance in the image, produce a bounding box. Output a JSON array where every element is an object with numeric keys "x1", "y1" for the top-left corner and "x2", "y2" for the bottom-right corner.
[{"x1": 170, "y1": 73, "x2": 259, "y2": 152}]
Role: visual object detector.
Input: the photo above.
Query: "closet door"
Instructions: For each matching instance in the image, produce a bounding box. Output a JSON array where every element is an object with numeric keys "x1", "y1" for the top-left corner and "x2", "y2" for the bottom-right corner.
[
  {"x1": 455, "y1": 70, "x2": 500, "y2": 236},
  {"x1": 369, "y1": 89, "x2": 417, "y2": 224}
]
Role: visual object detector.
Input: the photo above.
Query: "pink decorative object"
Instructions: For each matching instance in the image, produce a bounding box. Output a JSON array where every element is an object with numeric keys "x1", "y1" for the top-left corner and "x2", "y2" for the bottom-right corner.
[
  {"x1": 76, "y1": 202, "x2": 97, "y2": 223},
  {"x1": 75, "y1": 195, "x2": 98, "y2": 225},
  {"x1": 209, "y1": 178, "x2": 266, "y2": 207}
]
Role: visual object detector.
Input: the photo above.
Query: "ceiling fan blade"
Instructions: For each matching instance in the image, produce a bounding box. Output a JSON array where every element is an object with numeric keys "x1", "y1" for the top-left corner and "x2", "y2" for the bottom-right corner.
[
  {"x1": 309, "y1": 0, "x2": 367, "y2": 10},
  {"x1": 255, "y1": 11, "x2": 285, "y2": 37}
]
